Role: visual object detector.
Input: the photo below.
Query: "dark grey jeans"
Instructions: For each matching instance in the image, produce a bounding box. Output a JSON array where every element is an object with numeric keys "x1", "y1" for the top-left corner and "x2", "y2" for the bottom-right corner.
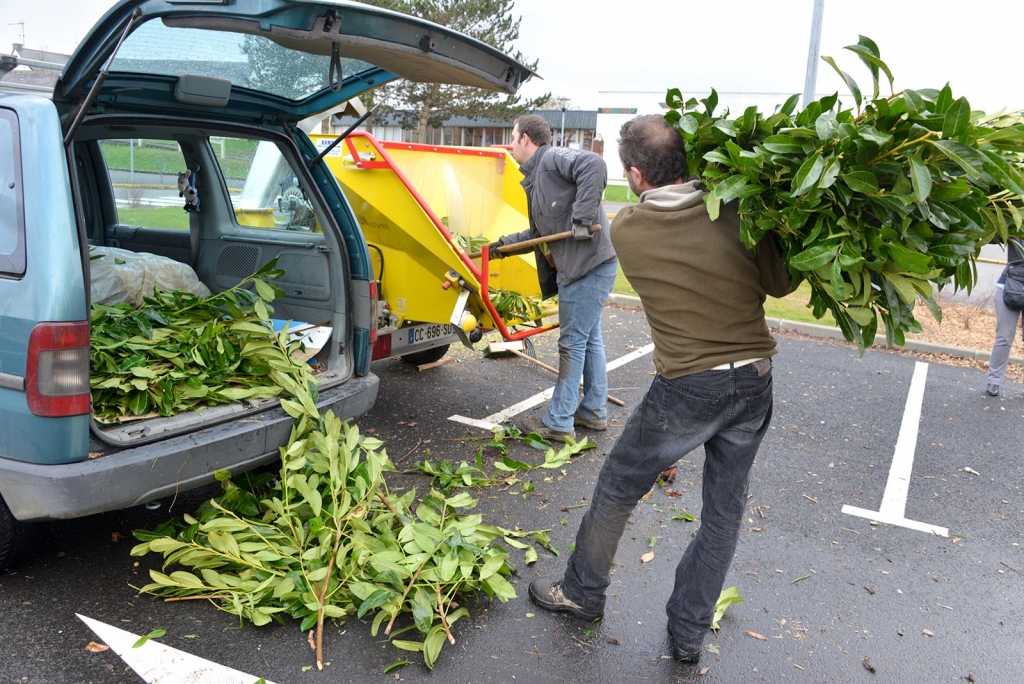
[{"x1": 561, "y1": 360, "x2": 774, "y2": 648}]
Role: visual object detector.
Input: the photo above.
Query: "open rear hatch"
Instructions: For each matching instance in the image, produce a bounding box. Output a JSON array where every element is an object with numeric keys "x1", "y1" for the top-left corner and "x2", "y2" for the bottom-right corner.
[{"x1": 63, "y1": 0, "x2": 534, "y2": 448}]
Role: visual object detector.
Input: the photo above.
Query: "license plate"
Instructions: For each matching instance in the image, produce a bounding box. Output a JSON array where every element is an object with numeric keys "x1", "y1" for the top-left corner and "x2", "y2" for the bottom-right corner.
[{"x1": 405, "y1": 323, "x2": 455, "y2": 345}]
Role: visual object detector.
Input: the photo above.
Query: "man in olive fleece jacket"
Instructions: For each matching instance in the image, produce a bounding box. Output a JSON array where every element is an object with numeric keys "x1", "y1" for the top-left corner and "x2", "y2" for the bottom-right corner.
[{"x1": 529, "y1": 114, "x2": 796, "y2": 664}]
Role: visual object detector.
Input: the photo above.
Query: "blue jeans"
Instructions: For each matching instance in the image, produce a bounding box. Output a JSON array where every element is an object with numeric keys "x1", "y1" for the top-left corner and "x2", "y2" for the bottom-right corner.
[
  {"x1": 545, "y1": 260, "x2": 618, "y2": 432},
  {"x1": 561, "y1": 360, "x2": 774, "y2": 648}
]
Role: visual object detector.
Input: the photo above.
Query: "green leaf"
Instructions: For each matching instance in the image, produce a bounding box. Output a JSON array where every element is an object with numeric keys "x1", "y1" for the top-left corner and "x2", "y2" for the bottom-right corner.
[
  {"x1": 383, "y1": 661, "x2": 412, "y2": 674},
  {"x1": 789, "y1": 244, "x2": 839, "y2": 272},
  {"x1": 841, "y1": 171, "x2": 879, "y2": 194},
  {"x1": 979, "y1": 148, "x2": 1024, "y2": 196},
  {"x1": 929, "y1": 140, "x2": 984, "y2": 180},
  {"x1": 483, "y1": 573, "x2": 517, "y2": 601},
  {"x1": 704, "y1": 192, "x2": 722, "y2": 221},
  {"x1": 821, "y1": 56, "x2": 862, "y2": 109},
  {"x1": 942, "y1": 97, "x2": 971, "y2": 139},
  {"x1": 907, "y1": 153, "x2": 933, "y2": 204},
  {"x1": 903, "y1": 89, "x2": 927, "y2": 115},
  {"x1": 169, "y1": 571, "x2": 206, "y2": 589},
  {"x1": 128, "y1": 390, "x2": 150, "y2": 416},
  {"x1": 846, "y1": 306, "x2": 876, "y2": 326},
  {"x1": 665, "y1": 87, "x2": 683, "y2": 109},
  {"x1": 254, "y1": 299, "x2": 269, "y2": 321},
  {"x1": 792, "y1": 152, "x2": 825, "y2": 196},
  {"x1": 711, "y1": 586, "x2": 744, "y2": 631},
  {"x1": 761, "y1": 135, "x2": 804, "y2": 155},
  {"x1": 391, "y1": 640, "x2": 425, "y2": 653},
  {"x1": 818, "y1": 156, "x2": 841, "y2": 190},
  {"x1": 887, "y1": 243, "x2": 933, "y2": 275},
  {"x1": 845, "y1": 41, "x2": 895, "y2": 95},
  {"x1": 253, "y1": 279, "x2": 276, "y2": 302},
  {"x1": 678, "y1": 113, "x2": 699, "y2": 136},
  {"x1": 524, "y1": 547, "x2": 538, "y2": 565},
  {"x1": 883, "y1": 273, "x2": 919, "y2": 305},
  {"x1": 423, "y1": 626, "x2": 447, "y2": 670},
  {"x1": 132, "y1": 629, "x2": 167, "y2": 649},
  {"x1": 357, "y1": 588, "x2": 396, "y2": 619}
]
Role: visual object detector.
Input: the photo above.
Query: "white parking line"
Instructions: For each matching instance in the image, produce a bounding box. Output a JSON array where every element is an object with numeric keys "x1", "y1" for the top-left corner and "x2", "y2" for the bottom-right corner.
[
  {"x1": 842, "y1": 361, "x2": 949, "y2": 537},
  {"x1": 449, "y1": 343, "x2": 654, "y2": 430},
  {"x1": 78, "y1": 614, "x2": 276, "y2": 684}
]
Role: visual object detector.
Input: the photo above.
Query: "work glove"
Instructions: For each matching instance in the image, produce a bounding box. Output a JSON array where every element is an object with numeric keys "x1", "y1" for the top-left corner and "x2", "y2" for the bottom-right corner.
[{"x1": 487, "y1": 241, "x2": 505, "y2": 259}]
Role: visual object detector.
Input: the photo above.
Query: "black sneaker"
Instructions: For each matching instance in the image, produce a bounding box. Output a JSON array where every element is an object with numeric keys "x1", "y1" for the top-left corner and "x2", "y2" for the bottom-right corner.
[
  {"x1": 528, "y1": 579, "x2": 602, "y2": 621},
  {"x1": 518, "y1": 415, "x2": 575, "y2": 442},
  {"x1": 986, "y1": 383, "x2": 1000, "y2": 397},
  {"x1": 573, "y1": 411, "x2": 608, "y2": 431},
  {"x1": 667, "y1": 621, "x2": 703, "y2": 664}
]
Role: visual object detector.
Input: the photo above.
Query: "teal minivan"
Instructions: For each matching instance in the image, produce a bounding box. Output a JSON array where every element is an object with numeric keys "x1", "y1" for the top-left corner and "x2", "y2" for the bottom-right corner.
[{"x1": 0, "y1": 0, "x2": 531, "y2": 567}]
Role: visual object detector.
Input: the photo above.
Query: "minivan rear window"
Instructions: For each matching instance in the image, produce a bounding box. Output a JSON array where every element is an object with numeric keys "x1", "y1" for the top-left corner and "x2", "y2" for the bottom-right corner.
[
  {"x1": 110, "y1": 20, "x2": 376, "y2": 102},
  {"x1": 0, "y1": 108, "x2": 26, "y2": 276}
]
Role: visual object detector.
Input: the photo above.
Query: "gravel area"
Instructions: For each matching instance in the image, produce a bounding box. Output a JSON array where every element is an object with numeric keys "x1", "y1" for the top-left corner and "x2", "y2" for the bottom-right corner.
[{"x1": 777, "y1": 297, "x2": 1024, "y2": 383}]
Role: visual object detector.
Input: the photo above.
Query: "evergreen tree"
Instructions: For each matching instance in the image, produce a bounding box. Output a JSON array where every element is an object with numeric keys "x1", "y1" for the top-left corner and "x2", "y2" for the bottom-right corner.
[{"x1": 358, "y1": 0, "x2": 548, "y2": 142}]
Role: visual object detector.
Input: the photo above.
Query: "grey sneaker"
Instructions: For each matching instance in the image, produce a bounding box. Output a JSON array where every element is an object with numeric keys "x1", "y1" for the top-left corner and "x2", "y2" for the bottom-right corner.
[
  {"x1": 573, "y1": 411, "x2": 608, "y2": 431},
  {"x1": 518, "y1": 415, "x2": 575, "y2": 442},
  {"x1": 986, "y1": 383, "x2": 1000, "y2": 397},
  {"x1": 528, "y1": 579, "x2": 602, "y2": 621}
]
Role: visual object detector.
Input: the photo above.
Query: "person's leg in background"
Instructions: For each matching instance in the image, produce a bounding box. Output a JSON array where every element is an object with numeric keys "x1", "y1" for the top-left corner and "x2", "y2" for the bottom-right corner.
[
  {"x1": 577, "y1": 261, "x2": 618, "y2": 425},
  {"x1": 546, "y1": 262, "x2": 616, "y2": 432},
  {"x1": 986, "y1": 291, "x2": 1023, "y2": 395}
]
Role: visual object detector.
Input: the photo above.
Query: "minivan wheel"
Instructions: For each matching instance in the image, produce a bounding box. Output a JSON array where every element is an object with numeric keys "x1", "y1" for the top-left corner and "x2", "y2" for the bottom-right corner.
[
  {"x1": 0, "y1": 494, "x2": 29, "y2": 571},
  {"x1": 400, "y1": 344, "x2": 450, "y2": 366}
]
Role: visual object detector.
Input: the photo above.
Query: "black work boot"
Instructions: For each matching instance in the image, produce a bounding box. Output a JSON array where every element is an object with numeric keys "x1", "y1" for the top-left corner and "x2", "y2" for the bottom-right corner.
[{"x1": 667, "y1": 621, "x2": 703, "y2": 664}]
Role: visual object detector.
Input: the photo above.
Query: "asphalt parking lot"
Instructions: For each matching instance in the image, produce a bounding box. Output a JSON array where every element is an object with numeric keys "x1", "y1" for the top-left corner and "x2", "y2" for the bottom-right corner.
[{"x1": 1, "y1": 305, "x2": 1021, "y2": 683}]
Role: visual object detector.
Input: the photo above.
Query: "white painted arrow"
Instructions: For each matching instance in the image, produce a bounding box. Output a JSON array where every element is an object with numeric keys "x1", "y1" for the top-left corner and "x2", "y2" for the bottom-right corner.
[{"x1": 77, "y1": 614, "x2": 276, "y2": 684}]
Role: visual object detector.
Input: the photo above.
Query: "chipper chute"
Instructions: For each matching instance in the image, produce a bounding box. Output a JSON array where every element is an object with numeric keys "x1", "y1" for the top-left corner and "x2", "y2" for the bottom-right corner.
[{"x1": 312, "y1": 131, "x2": 560, "y2": 342}]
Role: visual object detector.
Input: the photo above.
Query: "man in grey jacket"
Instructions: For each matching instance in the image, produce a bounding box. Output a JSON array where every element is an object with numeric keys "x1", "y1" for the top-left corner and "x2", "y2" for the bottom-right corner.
[{"x1": 490, "y1": 115, "x2": 618, "y2": 441}]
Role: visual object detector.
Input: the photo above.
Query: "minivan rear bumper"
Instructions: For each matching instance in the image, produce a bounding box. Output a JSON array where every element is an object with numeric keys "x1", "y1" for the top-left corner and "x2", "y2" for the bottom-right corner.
[{"x1": 0, "y1": 374, "x2": 378, "y2": 521}]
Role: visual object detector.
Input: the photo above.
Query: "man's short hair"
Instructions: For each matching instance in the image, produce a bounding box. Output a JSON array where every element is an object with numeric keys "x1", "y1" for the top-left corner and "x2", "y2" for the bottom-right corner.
[
  {"x1": 618, "y1": 114, "x2": 688, "y2": 187},
  {"x1": 515, "y1": 114, "x2": 552, "y2": 146}
]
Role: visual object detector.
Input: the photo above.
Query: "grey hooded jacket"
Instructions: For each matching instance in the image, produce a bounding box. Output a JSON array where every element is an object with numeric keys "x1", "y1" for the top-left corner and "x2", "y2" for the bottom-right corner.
[{"x1": 497, "y1": 145, "x2": 617, "y2": 287}]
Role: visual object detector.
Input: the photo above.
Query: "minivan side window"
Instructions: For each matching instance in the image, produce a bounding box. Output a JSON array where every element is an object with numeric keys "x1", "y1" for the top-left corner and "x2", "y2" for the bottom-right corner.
[
  {"x1": 0, "y1": 108, "x2": 26, "y2": 276},
  {"x1": 98, "y1": 139, "x2": 190, "y2": 231},
  {"x1": 214, "y1": 137, "x2": 320, "y2": 233}
]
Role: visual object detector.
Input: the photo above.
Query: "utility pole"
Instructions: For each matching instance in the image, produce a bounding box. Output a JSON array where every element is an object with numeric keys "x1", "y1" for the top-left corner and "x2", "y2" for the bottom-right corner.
[
  {"x1": 560, "y1": 106, "x2": 566, "y2": 147},
  {"x1": 802, "y1": 0, "x2": 825, "y2": 109},
  {"x1": 8, "y1": 22, "x2": 26, "y2": 47}
]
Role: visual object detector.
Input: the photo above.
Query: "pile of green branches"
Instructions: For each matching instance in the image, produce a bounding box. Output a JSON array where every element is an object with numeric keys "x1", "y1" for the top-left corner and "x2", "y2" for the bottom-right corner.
[
  {"x1": 132, "y1": 412, "x2": 519, "y2": 671},
  {"x1": 667, "y1": 37, "x2": 1024, "y2": 352},
  {"x1": 90, "y1": 259, "x2": 318, "y2": 421}
]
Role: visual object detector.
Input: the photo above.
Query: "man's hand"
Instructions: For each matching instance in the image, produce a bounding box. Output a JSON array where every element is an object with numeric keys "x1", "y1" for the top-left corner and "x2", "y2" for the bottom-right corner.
[{"x1": 488, "y1": 241, "x2": 505, "y2": 259}]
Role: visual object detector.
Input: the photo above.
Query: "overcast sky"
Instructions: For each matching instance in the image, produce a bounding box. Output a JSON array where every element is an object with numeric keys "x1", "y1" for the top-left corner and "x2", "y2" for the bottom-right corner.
[{"x1": 3, "y1": 0, "x2": 1023, "y2": 114}]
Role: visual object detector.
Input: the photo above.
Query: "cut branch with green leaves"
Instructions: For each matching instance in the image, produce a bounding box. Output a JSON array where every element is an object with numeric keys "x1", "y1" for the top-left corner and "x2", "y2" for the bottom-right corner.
[
  {"x1": 665, "y1": 36, "x2": 1024, "y2": 353},
  {"x1": 409, "y1": 426, "x2": 596, "y2": 494},
  {"x1": 132, "y1": 414, "x2": 519, "y2": 671},
  {"x1": 90, "y1": 259, "x2": 319, "y2": 421},
  {"x1": 489, "y1": 288, "x2": 544, "y2": 321}
]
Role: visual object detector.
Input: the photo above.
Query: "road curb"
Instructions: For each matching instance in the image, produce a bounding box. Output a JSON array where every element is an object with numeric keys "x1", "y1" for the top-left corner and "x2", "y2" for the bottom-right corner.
[{"x1": 606, "y1": 293, "x2": 1023, "y2": 367}]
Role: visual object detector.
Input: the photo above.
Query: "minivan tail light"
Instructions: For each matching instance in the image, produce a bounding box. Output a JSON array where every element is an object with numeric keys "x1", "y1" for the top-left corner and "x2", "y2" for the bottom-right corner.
[{"x1": 26, "y1": 322, "x2": 91, "y2": 417}]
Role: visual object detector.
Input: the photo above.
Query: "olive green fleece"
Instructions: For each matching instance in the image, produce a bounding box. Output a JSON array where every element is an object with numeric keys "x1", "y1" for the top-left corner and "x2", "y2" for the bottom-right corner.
[{"x1": 611, "y1": 181, "x2": 794, "y2": 379}]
